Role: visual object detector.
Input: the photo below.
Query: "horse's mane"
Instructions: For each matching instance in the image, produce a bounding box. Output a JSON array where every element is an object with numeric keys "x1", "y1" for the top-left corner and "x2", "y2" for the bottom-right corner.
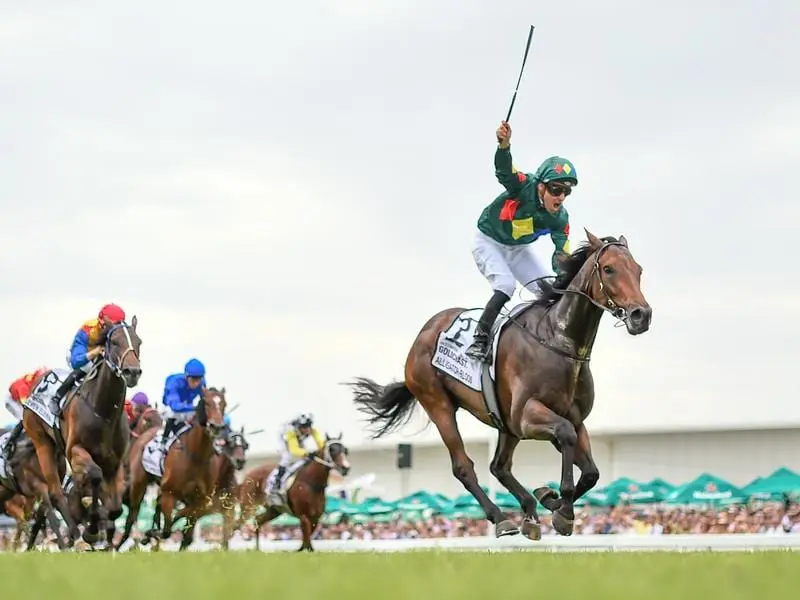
[{"x1": 532, "y1": 235, "x2": 619, "y2": 307}]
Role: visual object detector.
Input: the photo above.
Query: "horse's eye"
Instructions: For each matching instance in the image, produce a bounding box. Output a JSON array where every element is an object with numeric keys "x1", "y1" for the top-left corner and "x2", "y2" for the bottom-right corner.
[{"x1": 603, "y1": 265, "x2": 615, "y2": 275}]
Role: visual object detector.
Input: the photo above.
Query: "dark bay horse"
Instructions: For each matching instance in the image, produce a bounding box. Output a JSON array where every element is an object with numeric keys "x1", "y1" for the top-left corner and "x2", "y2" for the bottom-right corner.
[
  {"x1": 349, "y1": 231, "x2": 651, "y2": 540},
  {"x1": 23, "y1": 319, "x2": 142, "y2": 548},
  {"x1": 237, "y1": 434, "x2": 350, "y2": 551},
  {"x1": 172, "y1": 425, "x2": 249, "y2": 550},
  {"x1": 118, "y1": 386, "x2": 227, "y2": 550}
]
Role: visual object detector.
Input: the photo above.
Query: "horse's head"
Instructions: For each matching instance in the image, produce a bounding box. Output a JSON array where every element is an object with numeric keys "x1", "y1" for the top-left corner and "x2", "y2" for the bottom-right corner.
[
  {"x1": 223, "y1": 426, "x2": 249, "y2": 470},
  {"x1": 565, "y1": 230, "x2": 652, "y2": 335},
  {"x1": 323, "y1": 433, "x2": 350, "y2": 477},
  {"x1": 197, "y1": 386, "x2": 227, "y2": 439},
  {"x1": 101, "y1": 317, "x2": 142, "y2": 387}
]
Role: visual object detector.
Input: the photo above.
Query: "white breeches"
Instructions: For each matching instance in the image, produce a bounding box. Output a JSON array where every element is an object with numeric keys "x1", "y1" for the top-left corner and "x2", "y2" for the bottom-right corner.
[
  {"x1": 471, "y1": 230, "x2": 549, "y2": 297},
  {"x1": 163, "y1": 407, "x2": 193, "y2": 422},
  {"x1": 4, "y1": 395, "x2": 23, "y2": 421},
  {"x1": 277, "y1": 432, "x2": 295, "y2": 468}
]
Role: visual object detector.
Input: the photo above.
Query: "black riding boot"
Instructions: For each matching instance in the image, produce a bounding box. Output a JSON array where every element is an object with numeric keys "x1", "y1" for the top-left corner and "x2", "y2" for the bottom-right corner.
[
  {"x1": 160, "y1": 418, "x2": 176, "y2": 448},
  {"x1": 3, "y1": 420, "x2": 25, "y2": 461},
  {"x1": 465, "y1": 290, "x2": 510, "y2": 363},
  {"x1": 270, "y1": 465, "x2": 286, "y2": 493},
  {"x1": 49, "y1": 368, "x2": 82, "y2": 415}
]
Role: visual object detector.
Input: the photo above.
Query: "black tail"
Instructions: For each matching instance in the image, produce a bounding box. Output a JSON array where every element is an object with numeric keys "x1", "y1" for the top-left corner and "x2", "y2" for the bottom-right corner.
[{"x1": 348, "y1": 377, "x2": 418, "y2": 439}]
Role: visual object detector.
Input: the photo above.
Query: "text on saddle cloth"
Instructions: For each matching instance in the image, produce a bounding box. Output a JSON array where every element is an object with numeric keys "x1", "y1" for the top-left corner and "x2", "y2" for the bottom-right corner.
[
  {"x1": 21, "y1": 368, "x2": 74, "y2": 429},
  {"x1": 431, "y1": 306, "x2": 521, "y2": 391},
  {"x1": 141, "y1": 422, "x2": 193, "y2": 478},
  {"x1": 0, "y1": 431, "x2": 13, "y2": 481}
]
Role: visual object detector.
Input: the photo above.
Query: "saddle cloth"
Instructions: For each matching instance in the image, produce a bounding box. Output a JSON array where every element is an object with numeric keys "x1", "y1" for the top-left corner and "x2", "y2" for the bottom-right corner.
[
  {"x1": 142, "y1": 422, "x2": 192, "y2": 478},
  {"x1": 265, "y1": 460, "x2": 306, "y2": 511},
  {"x1": 22, "y1": 368, "x2": 73, "y2": 429},
  {"x1": 0, "y1": 431, "x2": 13, "y2": 482},
  {"x1": 430, "y1": 303, "x2": 530, "y2": 392}
]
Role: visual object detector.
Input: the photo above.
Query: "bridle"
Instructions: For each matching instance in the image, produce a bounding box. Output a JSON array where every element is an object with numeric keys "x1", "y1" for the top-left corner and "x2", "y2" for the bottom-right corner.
[{"x1": 511, "y1": 241, "x2": 634, "y2": 363}]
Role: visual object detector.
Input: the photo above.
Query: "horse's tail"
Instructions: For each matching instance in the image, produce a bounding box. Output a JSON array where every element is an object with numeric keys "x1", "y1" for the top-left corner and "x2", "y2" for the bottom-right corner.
[{"x1": 348, "y1": 377, "x2": 417, "y2": 439}]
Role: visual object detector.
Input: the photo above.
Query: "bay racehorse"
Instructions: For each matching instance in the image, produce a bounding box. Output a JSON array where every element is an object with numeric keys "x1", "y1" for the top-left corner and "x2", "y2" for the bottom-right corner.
[
  {"x1": 0, "y1": 426, "x2": 66, "y2": 550},
  {"x1": 237, "y1": 434, "x2": 350, "y2": 551},
  {"x1": 117, "y1": 386, "x2": 227, "y2": 550},
  {"x1": 171, "y1": 425, "x2": 249, "y2": 550},
  {"x1": 23, "y1": 318, "x2": 142, "y2": 548},
  {"x1": 349, "y1": 231, "x2": 651, "y2": 540}
]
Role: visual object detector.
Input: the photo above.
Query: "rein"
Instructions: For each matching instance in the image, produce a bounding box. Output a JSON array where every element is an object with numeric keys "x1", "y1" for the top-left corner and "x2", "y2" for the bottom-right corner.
[
  {"x1": 507, "y1": 241, "x2": 632, "y2": 363},
  {"x1": 76, "y1": 322, "x2": 139, "y2": 420}
]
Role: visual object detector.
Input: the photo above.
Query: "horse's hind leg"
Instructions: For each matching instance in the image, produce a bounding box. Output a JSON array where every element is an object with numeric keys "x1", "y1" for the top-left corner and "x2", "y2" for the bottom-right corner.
[
  {"x1": 519, "y1": 398, "x2": 578, "y2": 536},
  {"x1": 415, "y1": 386, "x2": 517, "y2": 536},
  {"x1": 489, "y1": 432, "x2": 541, "y2": 540}
]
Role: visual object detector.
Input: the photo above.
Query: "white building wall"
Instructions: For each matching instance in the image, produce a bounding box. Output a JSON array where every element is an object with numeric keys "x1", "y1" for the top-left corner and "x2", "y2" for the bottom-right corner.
[{"x1": 244, "y1": 427, "x2": 800, "y2": 501}]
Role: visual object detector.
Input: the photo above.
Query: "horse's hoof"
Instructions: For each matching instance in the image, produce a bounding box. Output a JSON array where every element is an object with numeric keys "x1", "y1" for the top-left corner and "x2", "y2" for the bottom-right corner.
[
  {"x1": 534, "y1": 487, "x2": 561, "y2": 511},
  {"x1": 82, "y1": 530, "x2": 101, "y2": 545},
  {"x1": 552, "y1": 510, "x2": 574, "y2": 536},
  {"x1": 495, "y1": 519, "x2": 520, "y2": 538},
  {"x1": 520, "y1": 517, "x2": 542, "y2": 541}
]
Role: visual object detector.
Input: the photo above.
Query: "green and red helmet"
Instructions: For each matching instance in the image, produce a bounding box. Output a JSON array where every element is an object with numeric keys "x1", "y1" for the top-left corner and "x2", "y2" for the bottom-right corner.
[{"x1": 534, "y1": 156, "x2": 578, "y2": 186}]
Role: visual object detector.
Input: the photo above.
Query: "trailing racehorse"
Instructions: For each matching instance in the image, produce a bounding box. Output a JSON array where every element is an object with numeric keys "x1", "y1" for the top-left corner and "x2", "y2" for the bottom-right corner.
[
  {"x1": 236, "y1": 434, "x2": 350, "y2": 552},
  {"x1": 349, "y1": 231, "x2": 651, "y2": 540},
  {"x1": 172, "y1": 425, "x2": 249, "y2": 550},
  {"x1": 0, "y1": 426, "x2": 67, "y2": 550},
  {"x1": 23, "y1": 319, "x2": 142, "y2": 548},
  {"x1": 117, "y1": 386, "x2": 227, "y2": 550}
]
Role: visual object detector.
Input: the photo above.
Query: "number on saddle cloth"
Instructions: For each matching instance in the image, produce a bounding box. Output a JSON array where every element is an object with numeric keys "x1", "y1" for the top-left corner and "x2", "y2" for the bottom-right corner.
[{"x1": 23, "y1": 368, "x2": 72, "y2": 429}]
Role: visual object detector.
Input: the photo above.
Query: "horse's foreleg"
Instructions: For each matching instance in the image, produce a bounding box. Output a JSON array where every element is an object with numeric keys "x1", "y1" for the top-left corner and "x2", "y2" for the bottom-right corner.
[
  {"x1": 158, "y1": 490, "x2": 177, "y2": 541},
  {"x1": 569, "y1": 423, "x2": 600, "y2": 503},
  {"x1": 298, "y1": 515, "x2": 314, "y2": 552},
  {"x1": 489, "y1": 431, "x2": 542, "y2": 541},
  {"x1": 520, "y1": 398, "x2": 577, "y2": 536},
  {"x1": 70, "y1": 445, "x2": 104, "y2": 543},
  {"x1": 32, "y1": 439, "x2": 77, "y2": 546},
  {"x1": 419, "y1": 389, "x2": 517, "y2": 536}
]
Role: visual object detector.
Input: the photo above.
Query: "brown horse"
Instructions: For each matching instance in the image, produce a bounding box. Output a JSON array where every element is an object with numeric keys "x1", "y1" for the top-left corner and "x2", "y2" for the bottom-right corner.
[
  {"x1": 237, "y1": 434, "x2": 350, "y2": 551},
  {"x1": 0, "y1": 426, "x2": 66, "y2": 550},
  {"x1": 130, "y1": 406, "x2": 162, "y2": 438},
  {"x1": 23, "y1": 318, "x2": 142, "y2": 548},
  {"x1": 171, "y1": 425, "x2": 249, "y2": 550},
  {"x1": 117, "y1": 386, "x2": 227, "y2": 550},
  {"x1": 349, "y1": 231, "x2": 651, "y2": 540}
]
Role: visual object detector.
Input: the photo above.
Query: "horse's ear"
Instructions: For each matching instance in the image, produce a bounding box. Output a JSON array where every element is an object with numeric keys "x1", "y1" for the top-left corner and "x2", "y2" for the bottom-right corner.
[
  {"x1": 584, "y1": 229, "x2": 603, "y2": 251},
  {"x1": 221, "y1": 386, "x2": 226, "y2": 394},
  {"x1": 131, "y1": 315, "x2": 138, "y2": 330},
  {"x1": 618, "y1": 235, "x2": 628, "y2": 247},
  {"x1": 337, "y1": 431, "x2": 342, "y2": 440},
  {"x1": 325, "y1": 432, "x2": 330, "y2": 441}
]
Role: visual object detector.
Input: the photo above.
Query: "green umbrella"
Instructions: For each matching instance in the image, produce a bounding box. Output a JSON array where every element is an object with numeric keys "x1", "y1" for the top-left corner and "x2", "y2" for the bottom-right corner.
[
  {"x1": 616, "y1": 481, "x2": 666, "y2": 504},
  {"x1": 744, "y1": 469, "x2": 800, "y2": 500},
  {"x1": 647, "y1": 477, "x2": 676, "y2": 497},
  {"x1": 271, "y1": 513, "x2": 300, "y2": 527},
  {"x1": 395, "y1": 491, "x2": 452, "y2": 512},
  {"x1": 665, "y1": 473, "x2": 747, "y2": 505}
]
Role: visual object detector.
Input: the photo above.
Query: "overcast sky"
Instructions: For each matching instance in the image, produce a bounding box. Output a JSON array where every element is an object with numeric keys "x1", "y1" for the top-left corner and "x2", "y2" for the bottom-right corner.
[{"x1": 1, "y1": 1, "x2": 798, "y2": 454}]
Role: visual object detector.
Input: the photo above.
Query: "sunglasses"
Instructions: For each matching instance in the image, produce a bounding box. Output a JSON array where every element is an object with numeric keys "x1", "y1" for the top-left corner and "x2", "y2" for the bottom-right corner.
[{"x1": 546, "y1": 183, "x2": 572, "y2": 197}]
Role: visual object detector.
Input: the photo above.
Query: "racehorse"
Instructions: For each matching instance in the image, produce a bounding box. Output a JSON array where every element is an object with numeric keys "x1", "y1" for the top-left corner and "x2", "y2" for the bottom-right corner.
[
  {"x1": 171, "y1": 425, "x2": 249, "y2": 550},
  {"x1": 349, "y1": 231, "x2": 651, "y2": 540},
  {"x1": 117, "y1": 386, "x2": 227, "y2": 550},
  {"x1": 236, "y1": 434, "x2": 350, "y2": 552},
  {"x1": 23, "y1": 318, "x2": 141, "y2": 548},
  {"x1": 130, "y1": 406, "x2": 162, "y2": 438},
  {"x1": 0, "y1": 425, "x2": 66, "y2": 551}
]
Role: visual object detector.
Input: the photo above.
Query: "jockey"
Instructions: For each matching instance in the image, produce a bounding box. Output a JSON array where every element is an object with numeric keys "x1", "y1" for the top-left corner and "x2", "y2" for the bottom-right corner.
[
  {"x1": 268, "y1": 413, "x2": 325, "y2": 497},
  {"x1": 2, "y1": 366, "x2": 49, "y2": 461},
  {"x1": 158, "y1": 358, "x2": 206, "y2": 450},
  {"x1": 465, "y1": 120, "x2": 578, "y2": 363},
  {"x1": 127, "y1": 391, "x2": 151, "y2": 430},
  {"x1": 49, "y1": 303, "x2": 127, "y2": 414}
]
